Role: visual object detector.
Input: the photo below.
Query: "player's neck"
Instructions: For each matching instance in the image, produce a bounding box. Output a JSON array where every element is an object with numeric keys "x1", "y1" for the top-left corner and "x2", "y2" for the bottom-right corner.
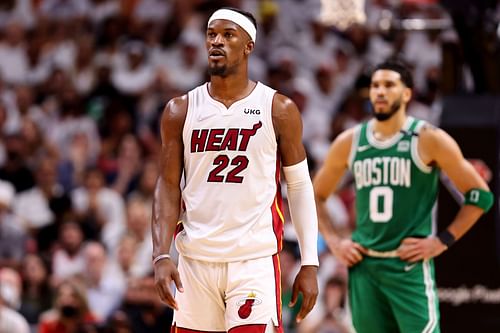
[
  {"x1": 209, "y1": 74, "x2": 254, "y2": 108},
  {"x1": 372, "y1": 109, "x2": 407, "y2": 138}
]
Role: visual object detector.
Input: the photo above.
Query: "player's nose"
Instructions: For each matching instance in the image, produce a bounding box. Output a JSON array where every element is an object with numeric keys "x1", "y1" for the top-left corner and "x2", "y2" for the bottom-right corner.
[
  {"x1": 211, "y1": 33, "x2": 224, "y2": 46},
  {"x1": 376, "y1": 87, "x2": 386, "y2": 96}
]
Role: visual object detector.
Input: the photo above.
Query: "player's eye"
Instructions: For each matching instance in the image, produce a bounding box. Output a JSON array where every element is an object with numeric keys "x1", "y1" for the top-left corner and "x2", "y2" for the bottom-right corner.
[{"x1": 224, "y1": 32, "x2": 233, "y2": 38}]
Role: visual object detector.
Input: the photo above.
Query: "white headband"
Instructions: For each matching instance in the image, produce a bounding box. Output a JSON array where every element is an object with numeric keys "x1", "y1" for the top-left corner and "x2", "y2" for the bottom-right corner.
[{"x1": 208, "y1": 9, "x2": 257, "y2": 43}]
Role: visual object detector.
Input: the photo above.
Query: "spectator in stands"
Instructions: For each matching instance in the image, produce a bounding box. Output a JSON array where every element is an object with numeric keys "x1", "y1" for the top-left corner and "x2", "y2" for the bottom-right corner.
[
  {"x1": 0, "y1": 267, "x2": 30, "y2": 333},
  {"x1": 14, "y1": 155, "x2": 72, "y2": 252},
  {"x1": 19, "y1": 254, "x2": 53, "y2": 331},
  {"x1": 0, "y1": 179, "x2": 26, "y2": 268},
  {"x1": 128, "y1": 157, "x2": 157, "y2": 207},
  {"x1": 38, "y1": 279, "x2": 97, "y2": 333},
  {"x1": 52, "y1": 222, "x2": 86, "y2": 285},
  {"x1": 109, "y1": 134, "x2": 143, "y2": 197},
  {"x1": 71, "y1": 168, "x2": 125, "y2": 251},
  {"x1": 313, "y1": 276, "x2": 351, "y2": 333},
  {"x1": 121, "y1": 197, "x2": 152, "y2": 278},
  {"x1": 82, "y1": 241, "x2": 125, "y2": 322},
  {"x1": 0, "y1": 134, "x2": 35, "y2": 192},
  {"x1": 121, "y1": 275, "x2": 172, "y2": 333}
]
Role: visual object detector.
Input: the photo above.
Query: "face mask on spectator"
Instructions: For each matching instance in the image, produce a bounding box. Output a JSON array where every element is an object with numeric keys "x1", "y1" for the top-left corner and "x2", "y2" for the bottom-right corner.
[
  {"x1": 60, "y1": 304, "x2": 80, "y2": 318},
  {"x1": 0, "y1": 282, "x2": 21, "y2": 309}
]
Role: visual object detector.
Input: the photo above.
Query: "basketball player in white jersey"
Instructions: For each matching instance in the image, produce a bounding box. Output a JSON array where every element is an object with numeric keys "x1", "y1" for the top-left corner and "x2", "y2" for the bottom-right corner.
[{"x1": 152, "y1": 7, "x2": 319, "y2": 333}]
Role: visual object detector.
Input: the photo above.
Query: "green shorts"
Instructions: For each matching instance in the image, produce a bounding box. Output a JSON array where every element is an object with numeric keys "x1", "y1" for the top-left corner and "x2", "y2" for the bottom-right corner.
[{"x1": 349, "y1": 257, "x2": 440, "y2": 333}]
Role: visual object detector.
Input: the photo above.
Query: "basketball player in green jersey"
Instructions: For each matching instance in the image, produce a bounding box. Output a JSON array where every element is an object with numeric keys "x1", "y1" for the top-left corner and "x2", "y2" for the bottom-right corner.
[{"x1": 313, "y1": 60, "x2": 494, "y2": 333}]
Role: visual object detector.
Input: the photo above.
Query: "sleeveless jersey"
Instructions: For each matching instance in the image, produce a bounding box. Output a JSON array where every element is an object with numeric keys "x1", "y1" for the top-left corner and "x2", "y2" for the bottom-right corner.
[
  {"x1": 348, "y1": 117, "x2": 439, "y2": 251},
  {"x1": 176, "y1": 82, "x2": 284, "y2": 262}
]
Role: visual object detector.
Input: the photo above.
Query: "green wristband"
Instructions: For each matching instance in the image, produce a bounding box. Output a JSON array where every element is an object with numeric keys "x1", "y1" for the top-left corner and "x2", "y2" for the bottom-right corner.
[{"x1": 464, "y1": 188, "x2": 494, "y2": 212}]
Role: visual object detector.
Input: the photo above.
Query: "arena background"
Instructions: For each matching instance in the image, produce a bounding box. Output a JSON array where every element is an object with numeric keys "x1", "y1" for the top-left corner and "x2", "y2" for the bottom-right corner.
[{"x1": 0, "y1": 0, "x2": 498, "y2": 332}]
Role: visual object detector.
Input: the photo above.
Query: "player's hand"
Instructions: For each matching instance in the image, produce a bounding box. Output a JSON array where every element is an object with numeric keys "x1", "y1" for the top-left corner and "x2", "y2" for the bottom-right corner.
[
  {"x1": 397, "y1": 237, "x2": 447, "y2": 262},
  {"x1": 153, "y1": 259, "x2": 184, "y2": 310},
  {"x1": 289, "y1": 265, "x2": 318, "y2": 323},
  {"x1": 330, "y1": 238, "x2": 367, "y2": 267}
]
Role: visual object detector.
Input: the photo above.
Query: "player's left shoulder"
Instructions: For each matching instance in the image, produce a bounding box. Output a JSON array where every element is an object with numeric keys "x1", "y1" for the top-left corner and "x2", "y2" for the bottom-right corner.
[
  {"x1": 418, "y1": 122, "x2": 459, "y2": 155},
  {"x1": 271, "y1": 93, "x2": 302, "y2": 140},
  {"x1": 272, "y1": 93, "x2": 300, "y2": 122},
  {"x1": 272, "y1": 93, "x2": 296, "y2": 111},
  {"x1": 418, "y1": 122, "x2": 446, "y2": 143}
]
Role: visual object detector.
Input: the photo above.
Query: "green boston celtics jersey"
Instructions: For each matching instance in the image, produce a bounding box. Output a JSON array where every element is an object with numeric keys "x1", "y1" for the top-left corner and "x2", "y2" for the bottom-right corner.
[{"x1": 349, "y1": 117, "x2": 439, "y2": 251}]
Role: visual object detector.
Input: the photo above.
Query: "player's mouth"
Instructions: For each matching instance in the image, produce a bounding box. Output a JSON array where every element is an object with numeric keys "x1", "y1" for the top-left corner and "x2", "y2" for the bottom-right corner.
[
  {"x1": 209, "y1": 49, "x2": 225, "y2": 59},
  {"x1": 374, "y1": 100, "x2": 388, "y2": 106}
]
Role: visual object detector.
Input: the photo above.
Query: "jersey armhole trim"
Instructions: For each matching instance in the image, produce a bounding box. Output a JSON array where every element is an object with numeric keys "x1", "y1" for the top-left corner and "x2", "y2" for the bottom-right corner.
[
  {"x1": 411, "y1": 121, "x2": 433, "y2": 174},
  {"x1": 268, "y1": 88, "x2": 278, "y2": 145},
  {"x1": 347, "y1": 125, "x2": 361, "y2": 169},
  {"x1": 182, "y1": 91, "x2": 194, "y2": 153}
]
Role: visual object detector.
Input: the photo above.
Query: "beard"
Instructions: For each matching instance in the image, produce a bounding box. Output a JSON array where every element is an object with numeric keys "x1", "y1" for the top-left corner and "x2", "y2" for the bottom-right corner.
[
  {"x1": 208, "y1": 64, "x2": 228, "y2": 77},
  {"x1": 372, "y1": 98, "x2": 402, "y2": 121},
  {"x1": 207, "y1": 60, "x2": 239, "y2": 77}
]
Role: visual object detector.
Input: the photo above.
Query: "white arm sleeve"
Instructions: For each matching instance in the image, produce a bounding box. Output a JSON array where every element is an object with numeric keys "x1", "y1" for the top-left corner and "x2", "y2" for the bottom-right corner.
[{"x1": 283, "y1": 159, "x2": 319, "y2": 266}]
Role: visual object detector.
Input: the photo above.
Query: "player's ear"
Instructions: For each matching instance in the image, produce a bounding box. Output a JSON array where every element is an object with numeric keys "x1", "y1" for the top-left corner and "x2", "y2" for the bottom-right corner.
[
  {"x1": 244, "y1": 40, "x2": 254, "y2": 56},
  {"x1": 403, "y1": 87, "x2": 412, "y2": 103}
]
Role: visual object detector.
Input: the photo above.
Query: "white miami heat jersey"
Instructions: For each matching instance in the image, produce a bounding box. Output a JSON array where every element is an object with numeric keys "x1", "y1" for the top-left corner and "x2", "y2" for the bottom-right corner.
[{"x1": 176, "y1": 82, "x2": 284, "y2": 262}]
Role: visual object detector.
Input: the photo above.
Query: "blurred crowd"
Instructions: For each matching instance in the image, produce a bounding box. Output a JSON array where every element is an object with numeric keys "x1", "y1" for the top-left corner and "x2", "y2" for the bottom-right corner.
[{"x1": 0, "y1": 0, "x2": 490, "y2": 332}]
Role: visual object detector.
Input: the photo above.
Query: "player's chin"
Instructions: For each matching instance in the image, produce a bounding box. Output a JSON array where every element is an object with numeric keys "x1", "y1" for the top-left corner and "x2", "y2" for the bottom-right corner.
[
  {"x1": 208, "y1": 58, "x2": 226, "y2": 67},
  {"x1": 208, "y1": 64, "x2": 227, "y2": 76},
  {"x1": 373, "y1": 106, "x2": 388, "y2": 114}
]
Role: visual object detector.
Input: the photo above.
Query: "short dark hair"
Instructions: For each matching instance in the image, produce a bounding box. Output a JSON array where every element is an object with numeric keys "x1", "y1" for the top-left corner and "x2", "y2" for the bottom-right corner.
[
  {"x1": 219, "y1": 7, "x2": 258, "y2": 32},
  {"x1": 372, "y1": 59, "x2": 414, "y2": 88}
]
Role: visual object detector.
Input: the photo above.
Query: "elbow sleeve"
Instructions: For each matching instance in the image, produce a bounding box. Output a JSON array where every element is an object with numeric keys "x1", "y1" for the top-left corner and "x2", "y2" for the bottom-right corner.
[{"x1": 283, "y1": 159, "x2": 319, "y2": 266}]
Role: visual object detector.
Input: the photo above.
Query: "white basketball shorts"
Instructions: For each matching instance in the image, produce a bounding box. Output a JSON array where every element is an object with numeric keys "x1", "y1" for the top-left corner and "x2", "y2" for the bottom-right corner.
[{"x1": 172, "y1": 254, "x2": 283, "y2": 332}]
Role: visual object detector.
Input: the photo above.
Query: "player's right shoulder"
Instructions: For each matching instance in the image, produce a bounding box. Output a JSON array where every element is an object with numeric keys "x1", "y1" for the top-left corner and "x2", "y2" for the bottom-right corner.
[
  {"x1": 321, "y1": 127, "x2": 356, "y2": 169},
  {"x1": 164, "y1": 94, "x2": 188, "y2": 117},
  {"x1": 161, "y1": 94, "x2": 188, "y2": 132},
  {"x1": 333, "y1": 126, "x2": 356, "y2": 150}
]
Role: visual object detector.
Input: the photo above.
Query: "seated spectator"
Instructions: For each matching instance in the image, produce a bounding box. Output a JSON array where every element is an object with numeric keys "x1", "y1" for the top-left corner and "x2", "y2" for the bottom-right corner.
[
  {"x1": 19, "y1": 115, "x2": 59, "y2": 168},
  {"x1": 115, "y1": 233, "x2": 138, "y2": 279},
  {"x1": 0, "y1": 179, "x2": 27, "y2": 268},
  {"x1": 38, "y1": 279, "x2": 98, "y2": 333},
  {"x1": 19, "y1": 254, "x2": 53, "y2": 331},
  {"x1": 127, "y1": 157, "x2": 157, "y2": 207},
  {"x1": 14, "y1": 156, "x2": 72, "y2": 252},
  {"x1": 0, "y1": 267, "x2": 30, "y2": 333},
  {"x1": 105, "y1": 310, "x2": 133, "y2": 333},
  {"x1": 71, "y1": 168, "x2": 125, "y2": 251},
  {"x1": 121, "y1": 197, "x2": 152, "y2": 277},
  {"x1": 0, "y1": 266, "x2": 23, "y2": 310},
  {"x1": 0, "y1": 134, "x2": 35, "y2": 192},
  {"x1": 52, "y1": 222, "x2": 86, "y2": 285},
  {"x1": 313, "y1": 276, "x2": 352, "y2": 333},
  {"x1": 0, "y1": 21, "x2": 29, "y2": 87},
  {"x1": 111, "y1": 41, "x2": 155, "y2": 96},
  {"x1": 121, "y1": 275, "x2": 173, "y2": 333},
  {"x1": 48, "y1": 83, "x2": 101, "y2": 166},
  {"x1": 108, "y1": 134, "x2": 143, "y2": 197},
  {"x1": 82, "y1": 241, "x2": 125, "y2": 323},
  {"x1": 13, "y1": 156, "x2": 66, "y2": 231}
]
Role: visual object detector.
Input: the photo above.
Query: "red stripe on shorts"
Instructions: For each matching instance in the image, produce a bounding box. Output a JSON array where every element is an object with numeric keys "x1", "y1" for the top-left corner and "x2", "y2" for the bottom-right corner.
[
  {"x1": 171, "y1": 324, "x2": 224, "y2": 333},
  {"x1": 273, "y1": 253, "x2": 284, "y2": 333},
  {"x1": 228, "y1": 324, "x2": 266, "y2": 332},
  {"x1": 271, "y1": 156, "x2": 284, "y2": 252}
]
